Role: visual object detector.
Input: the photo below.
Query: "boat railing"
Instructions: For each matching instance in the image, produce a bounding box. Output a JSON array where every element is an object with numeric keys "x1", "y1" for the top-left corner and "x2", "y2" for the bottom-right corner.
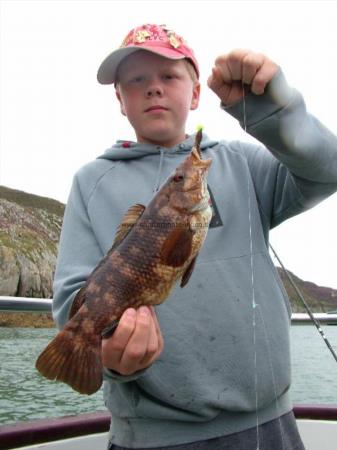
[
  {"x1": 0, "y1": 405, "x2": 337, "y2": 450},
  {"x1": 1, "y1": 296, "x2": 337, "y2": 324},
  {"x1": 0, "y1": 296, "x2": 52, "y2": 313}
]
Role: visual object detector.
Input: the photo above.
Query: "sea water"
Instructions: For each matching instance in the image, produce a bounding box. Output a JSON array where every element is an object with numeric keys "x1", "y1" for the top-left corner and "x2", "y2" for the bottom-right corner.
[{"x1": 0, "y1": 325, "x2": 336, "y2": 425}]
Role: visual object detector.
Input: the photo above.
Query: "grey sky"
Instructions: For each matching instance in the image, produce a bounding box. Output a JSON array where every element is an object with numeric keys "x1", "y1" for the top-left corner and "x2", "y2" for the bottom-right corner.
[{"x1": 1, "y1": 0, "x2": 336, "y2": 289}]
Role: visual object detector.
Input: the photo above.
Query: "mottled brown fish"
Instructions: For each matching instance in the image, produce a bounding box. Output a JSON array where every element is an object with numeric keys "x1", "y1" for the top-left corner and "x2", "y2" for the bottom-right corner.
[{"x1": 35, "y1": 130, "x2": 212, "y2": 395}]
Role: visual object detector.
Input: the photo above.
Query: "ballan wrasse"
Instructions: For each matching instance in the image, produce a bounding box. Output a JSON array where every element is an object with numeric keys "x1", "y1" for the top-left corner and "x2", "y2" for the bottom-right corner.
[{"x1": 36, "y1": 130, "x2": 212, "y2": 395}]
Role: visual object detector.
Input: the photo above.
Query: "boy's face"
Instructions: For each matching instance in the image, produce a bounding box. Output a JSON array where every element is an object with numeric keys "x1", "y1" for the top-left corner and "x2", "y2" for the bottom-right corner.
[{"x1": 115, "y1": 51, "x2": 200, "y2": 148}]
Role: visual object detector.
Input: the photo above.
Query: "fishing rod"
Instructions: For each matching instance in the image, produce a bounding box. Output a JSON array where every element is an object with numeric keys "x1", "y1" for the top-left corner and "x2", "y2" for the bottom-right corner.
[{"x1": 269, "y1": 243, "x2": 337, "y2": 364}]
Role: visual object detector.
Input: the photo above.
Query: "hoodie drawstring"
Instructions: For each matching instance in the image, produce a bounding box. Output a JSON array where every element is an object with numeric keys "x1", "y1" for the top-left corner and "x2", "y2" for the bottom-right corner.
[{"x1": 153, "y1": 148, "x2": 165, "y2": 192}]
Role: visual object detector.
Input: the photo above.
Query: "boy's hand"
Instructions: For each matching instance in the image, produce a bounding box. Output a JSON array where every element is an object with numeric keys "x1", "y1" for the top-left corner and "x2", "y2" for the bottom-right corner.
[
  {"x1": 102, "y1": 306, "x2": 164, "y2": 376},
  {"x1": 207, "y1": 49, "x2": 279, "y2": 106}
]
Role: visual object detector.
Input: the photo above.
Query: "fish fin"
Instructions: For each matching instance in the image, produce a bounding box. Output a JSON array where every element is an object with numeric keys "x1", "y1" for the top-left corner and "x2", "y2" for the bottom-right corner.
[
  {"x1": 35, "y1": 318, "x2": 103, "y2": 395},
  {"x1": 180, "y1": 253, "x2": 198, "y2": 288},
  {"x1": 101, "y1": 319, "x2": 120, "y2": 339},
  {"x1": 69, "y1": 287, "x2": 86, "y2": 319},
  {"x1": 160, "y1": 227, "x2": 193, "y2": 267},
  {"x1": 112, "y1": 203, "x2": 146, "y2": 248}
]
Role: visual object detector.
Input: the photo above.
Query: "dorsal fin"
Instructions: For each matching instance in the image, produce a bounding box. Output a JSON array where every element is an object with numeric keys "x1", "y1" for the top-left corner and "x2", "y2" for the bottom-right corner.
[{"x1": 112, "y1": 203, "x2": 146, "y2": 248}]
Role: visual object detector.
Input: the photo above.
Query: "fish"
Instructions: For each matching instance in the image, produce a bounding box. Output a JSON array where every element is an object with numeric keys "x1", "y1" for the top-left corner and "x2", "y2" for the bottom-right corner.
[{"x1": 35, "y1": 129, "x2": 212, "y2": 395}]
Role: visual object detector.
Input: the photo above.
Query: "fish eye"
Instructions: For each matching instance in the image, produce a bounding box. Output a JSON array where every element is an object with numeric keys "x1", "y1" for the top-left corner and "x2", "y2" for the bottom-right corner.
[{"x1": 173, "y1": 174, "x2": 184, "y2": 183}]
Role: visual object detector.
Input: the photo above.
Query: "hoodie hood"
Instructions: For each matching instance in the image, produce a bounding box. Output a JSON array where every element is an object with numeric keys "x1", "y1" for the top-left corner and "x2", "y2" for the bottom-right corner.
[{"x1": 97, "y1": 133, "x2": 218, "y2": 161}]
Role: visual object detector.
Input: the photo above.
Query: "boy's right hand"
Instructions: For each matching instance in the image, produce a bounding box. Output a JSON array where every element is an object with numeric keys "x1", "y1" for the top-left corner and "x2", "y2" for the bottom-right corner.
[{"x1": 101, "y1": 306, "x2": 164, "y2": 376}]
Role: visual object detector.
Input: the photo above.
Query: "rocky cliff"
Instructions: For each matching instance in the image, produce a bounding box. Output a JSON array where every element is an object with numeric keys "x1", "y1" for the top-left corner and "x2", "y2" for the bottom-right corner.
[
  {"x1": 0, "y1": 186, "x2": 64, "y2": 298},
  {"x1": 278, "y1": 268, "x2": 337, "y2": 313}
]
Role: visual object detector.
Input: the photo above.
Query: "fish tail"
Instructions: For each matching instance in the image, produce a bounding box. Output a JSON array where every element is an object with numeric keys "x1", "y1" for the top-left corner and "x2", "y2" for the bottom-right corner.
[{"x1": 35, "y1": 318, "x2": 103, "y2": 395}]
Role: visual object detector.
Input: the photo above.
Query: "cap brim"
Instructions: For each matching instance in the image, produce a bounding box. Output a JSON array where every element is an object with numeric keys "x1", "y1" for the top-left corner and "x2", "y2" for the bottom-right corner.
[{"x1": 97, "y1": 46, "x2": 185, "y2": 85}]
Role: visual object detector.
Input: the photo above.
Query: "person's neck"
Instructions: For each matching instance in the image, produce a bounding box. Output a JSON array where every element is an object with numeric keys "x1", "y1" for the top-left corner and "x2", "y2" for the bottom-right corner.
[{"x1": 136, "y1": 134, "x2": 189, "y2": 148}]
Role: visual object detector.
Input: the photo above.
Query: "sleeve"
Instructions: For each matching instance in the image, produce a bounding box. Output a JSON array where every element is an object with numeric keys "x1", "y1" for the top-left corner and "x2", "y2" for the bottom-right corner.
[
  {"x1": 52, "y1": 170, "x2": 149, "y2": 383},
  {"x1": 52, "y1": 173, "x2": 104, "y2": 329},
  {"x1": 102, "y1": 367, "x2": 147, "y2": 382},
  {"x1": 224, "y1": 69, "x2": 337, "y2": 229}
]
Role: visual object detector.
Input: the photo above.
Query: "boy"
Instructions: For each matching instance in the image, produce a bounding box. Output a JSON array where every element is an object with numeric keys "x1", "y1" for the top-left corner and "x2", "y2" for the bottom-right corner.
[{"x1": 53, "y1": 24, "x2": 337, "y2": 449}]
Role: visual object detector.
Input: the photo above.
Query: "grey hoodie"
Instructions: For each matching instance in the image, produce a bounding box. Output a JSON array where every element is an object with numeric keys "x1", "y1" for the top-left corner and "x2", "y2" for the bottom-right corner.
[{"x1": 53, "y1": 70, "x2": 337, "y2": 448}]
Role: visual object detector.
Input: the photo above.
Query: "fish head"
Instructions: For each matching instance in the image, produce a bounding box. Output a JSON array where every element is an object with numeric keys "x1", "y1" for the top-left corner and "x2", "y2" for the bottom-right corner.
[{"x1": 168, "y1": 130, "x2": 212, "y2": 213}]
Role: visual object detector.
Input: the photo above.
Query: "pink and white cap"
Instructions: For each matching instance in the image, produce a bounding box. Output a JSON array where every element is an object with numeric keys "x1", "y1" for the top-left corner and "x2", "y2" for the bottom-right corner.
[{"x1": 97, "y1": 24, "x2": 199, "y2": 84}]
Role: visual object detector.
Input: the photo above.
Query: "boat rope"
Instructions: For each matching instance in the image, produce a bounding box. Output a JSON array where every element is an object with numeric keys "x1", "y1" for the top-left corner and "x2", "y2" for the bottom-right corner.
[{"x1": 269, "y1": 244, "x2": 337, "y2": 363}]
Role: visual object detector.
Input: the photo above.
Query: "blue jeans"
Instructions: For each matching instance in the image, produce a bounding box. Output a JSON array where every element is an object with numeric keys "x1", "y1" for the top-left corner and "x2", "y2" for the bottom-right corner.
[{"x1": 108, "y1": 411, "x2": 305, "y2": 450}]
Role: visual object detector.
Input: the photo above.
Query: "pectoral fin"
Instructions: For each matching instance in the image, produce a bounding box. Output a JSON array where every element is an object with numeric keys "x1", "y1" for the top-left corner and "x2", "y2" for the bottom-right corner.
[{"x1": 160, "y1": 227, "x2": 193, "y2": 267}]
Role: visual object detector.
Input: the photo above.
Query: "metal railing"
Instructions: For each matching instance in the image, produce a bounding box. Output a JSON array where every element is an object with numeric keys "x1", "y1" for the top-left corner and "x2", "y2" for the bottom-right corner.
[
  {"x1": 0, "y1": 296, "x2": 52, "y2": 313},
  {"x1": 1, "y1": 296, "x2": 337, "y2": 324}
]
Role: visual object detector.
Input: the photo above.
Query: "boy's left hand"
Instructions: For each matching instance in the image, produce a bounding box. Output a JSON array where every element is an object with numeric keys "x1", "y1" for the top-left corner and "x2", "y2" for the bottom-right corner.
[
  {"x1": 207, "y1": 49, "x2": 279, "y2": 106},
  {"x1": 102, "y1": 306, "x2": 164, "y2": 376}
]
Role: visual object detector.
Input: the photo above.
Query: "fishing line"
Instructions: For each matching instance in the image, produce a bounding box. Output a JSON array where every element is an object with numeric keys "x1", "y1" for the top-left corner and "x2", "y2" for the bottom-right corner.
[
  {"x1": 269, "y1": 244, "x2": 337, "y2": 363},
  {"x1": 243, "y1": 81, "x2": 286, "y2": 450},
  {"x1": 246, "y1": 162, "x2": 260, "y2": 450},
  {"x1": 242, "y1": 82, "x2": 260, "y2": 450}
]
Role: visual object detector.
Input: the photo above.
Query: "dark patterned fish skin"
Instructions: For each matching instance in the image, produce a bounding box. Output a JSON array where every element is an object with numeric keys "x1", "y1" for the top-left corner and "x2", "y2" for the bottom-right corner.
[{"x1": 35, "y1": 130, "x2": 212, "y2": 395}]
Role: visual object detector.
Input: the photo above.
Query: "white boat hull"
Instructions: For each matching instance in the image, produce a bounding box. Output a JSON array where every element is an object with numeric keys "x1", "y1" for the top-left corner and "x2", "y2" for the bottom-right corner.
[
  {"x1": 14, "y1": 419, "x2": 337, "y2": 450},
  {"x1": 298, "y1": 419, "x2": 337, "y2": 450},
  {"x1": 19, "y1": 433, "x2": 108, "y2": 450}
]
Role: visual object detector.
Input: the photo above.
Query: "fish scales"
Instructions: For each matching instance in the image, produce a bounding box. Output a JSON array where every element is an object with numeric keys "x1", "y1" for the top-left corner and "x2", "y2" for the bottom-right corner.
[{"x1": 35, "y1": 129, "x2": 212, "y2": 395}]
